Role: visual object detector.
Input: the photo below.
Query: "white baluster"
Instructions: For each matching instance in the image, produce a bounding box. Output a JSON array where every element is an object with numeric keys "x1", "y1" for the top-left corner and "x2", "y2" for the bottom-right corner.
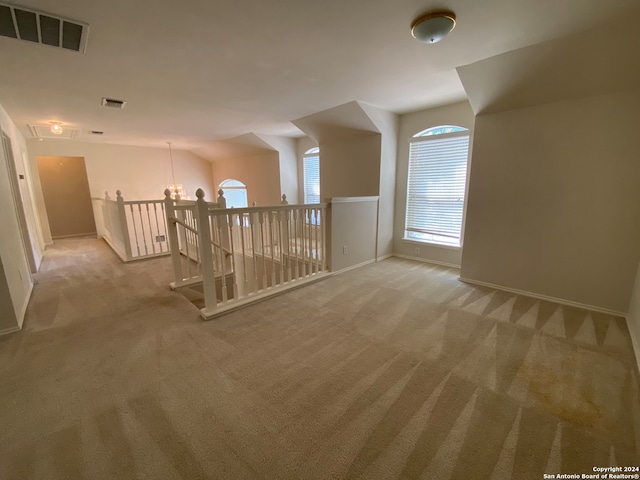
[
  {"x1": 260, "y1": 211, "x2": 268, "y2": 289},
  {"x1": 227, "y1": 212, "x2": 239, "y2": 301},
  {"x1": 144, "y1": 203, "x2": 154, "y2": 255},
  {"x1": 249, "y1": 211, "x2": 259, "y2": 293},
  {"x1": 196, "y1": 189, "x2": 217, "y2": 313},
  {"x1": 215, "y1": 214, "x2": 228, "y2": 302},
  {"x1": 164, "y1": 189, "x2": 184, "y2": 285},
  {"x1": 269, "y1": 211, "x2": 276, "y2": 287}
]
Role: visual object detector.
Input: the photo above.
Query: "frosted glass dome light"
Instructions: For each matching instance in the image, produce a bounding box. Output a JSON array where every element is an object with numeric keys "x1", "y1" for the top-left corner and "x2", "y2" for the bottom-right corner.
[{"x1": 411, "y1": 11, "x2": 456, "y2": 44}]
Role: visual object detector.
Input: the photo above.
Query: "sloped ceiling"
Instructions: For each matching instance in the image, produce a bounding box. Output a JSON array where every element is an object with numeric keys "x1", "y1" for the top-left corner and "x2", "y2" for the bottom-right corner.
[
  {"x1": 457, "y1": 13, "x2": 640, "y2": 115},
  {"x1": 292, "y1": 101, "x2": 380, "y2": 143},
  {"x1": 198, "y1": 133, "x2": 275, "y2": 162}
]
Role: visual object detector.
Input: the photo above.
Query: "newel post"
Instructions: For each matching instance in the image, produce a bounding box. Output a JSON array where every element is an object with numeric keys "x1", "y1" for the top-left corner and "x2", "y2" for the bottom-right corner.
[
  {"x1": 116, "y1": 190, "x2": 133, "y2": 260},
  {"x1": 164, "y1": 189, "x2": 184, "y2": 288},
  {"x1": 196, "y1": 189, "x2": 218, "y2": 314}
]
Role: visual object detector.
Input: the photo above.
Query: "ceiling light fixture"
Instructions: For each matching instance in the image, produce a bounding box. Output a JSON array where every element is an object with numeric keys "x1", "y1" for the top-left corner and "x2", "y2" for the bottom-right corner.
[
  {"x1": 411, "y1": 11, "x2": 456, "y2": 44},
  {"x1": 166, "y1": 141, "x2": 187, "y2": 200},
  {"x1": 50, "y1": 122, "x2": 63, "y2": 135}
]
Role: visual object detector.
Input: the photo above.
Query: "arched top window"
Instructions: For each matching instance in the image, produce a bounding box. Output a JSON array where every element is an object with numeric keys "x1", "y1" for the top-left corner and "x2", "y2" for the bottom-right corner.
[
  {"x1": 304, "y1": 147, "x2": 320, "y2": 155},
  {"x1": 219, "y1": 179, "x2": 246, "y2": 188},
  {"x1": 413, "y1": 125, "x2": 468, "y2": 137},
  {"x1": 218, "y1": 179, "x2": 248, "y2": 208},
  {"x1": 405, "y1": 125, "x2": 470, "y2": 247}
]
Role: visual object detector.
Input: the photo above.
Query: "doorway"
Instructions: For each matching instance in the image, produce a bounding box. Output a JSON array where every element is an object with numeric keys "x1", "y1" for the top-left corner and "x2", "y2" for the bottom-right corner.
[{"x1": 36, "y1": 156, "x2": 96, "y2": 239}]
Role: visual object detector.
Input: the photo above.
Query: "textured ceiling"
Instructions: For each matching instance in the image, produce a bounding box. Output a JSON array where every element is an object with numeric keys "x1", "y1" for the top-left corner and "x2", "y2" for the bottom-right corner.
[{"x1": 1, "y1": 0, "x2": 639, "y2": 159}]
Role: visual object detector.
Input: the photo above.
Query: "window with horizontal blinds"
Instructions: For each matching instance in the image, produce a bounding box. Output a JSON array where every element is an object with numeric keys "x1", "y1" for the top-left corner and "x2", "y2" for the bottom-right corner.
[
  {"x1": 405, "y1": 133, "x2": 470, "y2": 247},
  {"x1": 303, "y1": 154, "x2": 320, "y2": 204}
]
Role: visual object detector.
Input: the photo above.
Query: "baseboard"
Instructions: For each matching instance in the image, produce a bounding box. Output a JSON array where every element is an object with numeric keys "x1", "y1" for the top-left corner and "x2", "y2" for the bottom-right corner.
[
  {"x1": 332, "y1": 258, "x2": 377, "y2": 274},
  {"x1": 459, "y1": 276, "x2": 626, "y2": 317},
  {"x1": 16, "y1": 281, "x2": 34, "y2": 329},
  {"x1": 52, "y1": 232, "x2": 97, "y2": 240},
  {"x1": 0, "y1": 325, "x2": 21, "y2": 336},
  {"x1": 376, "y1": 253, "x2": 393, "y2": 262},
  {"x1": 392, "y1": 253, "x2": 461, "y2": 270}
]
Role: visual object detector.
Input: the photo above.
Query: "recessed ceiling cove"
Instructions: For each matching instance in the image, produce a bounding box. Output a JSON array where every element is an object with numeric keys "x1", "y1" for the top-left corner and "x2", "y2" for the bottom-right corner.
[
  {"x1": 0, "y1": 2, "x2": 89, "y2": 53},
  {"x1": 29, "y1": 124, "x2": 79, "y2": 139}
]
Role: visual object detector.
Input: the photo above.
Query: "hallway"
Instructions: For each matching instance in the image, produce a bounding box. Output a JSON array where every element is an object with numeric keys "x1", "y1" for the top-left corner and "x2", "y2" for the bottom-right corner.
[{"x1": 0, "y1": 238, "x2": 639, "y2": 479}]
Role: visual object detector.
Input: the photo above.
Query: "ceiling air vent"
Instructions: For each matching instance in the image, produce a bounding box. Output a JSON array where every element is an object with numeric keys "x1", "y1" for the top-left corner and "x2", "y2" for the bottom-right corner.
[
  {"x1": 0, "y1": 3, "x2": 89, "y2": 53},
  {"x1": 101, "y1": 97, "x2": 126, "y2": 109},
  {"x1": 89, "y1": 130, "x2": 104, "y2": 135}
]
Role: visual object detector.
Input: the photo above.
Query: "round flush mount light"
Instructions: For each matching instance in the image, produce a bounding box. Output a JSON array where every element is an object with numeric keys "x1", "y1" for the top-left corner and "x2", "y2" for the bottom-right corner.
[
  {"x1": 411, "y1": 11, "x2": 456, "y2": 44},
  {"x1": 50, "y1": 122, "x2": 63, "y2": 135}
]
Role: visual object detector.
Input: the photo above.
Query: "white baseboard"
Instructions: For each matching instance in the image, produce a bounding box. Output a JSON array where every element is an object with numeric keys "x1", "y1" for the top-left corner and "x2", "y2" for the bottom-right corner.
[
  {"x1": 459, "y1": 276, "x2": 626, "y2": 317},
  {"x1": 392, "y1": 253, "x2": 461, "y2": 270},
  {"x1": 333, "y1": 258, "x2": 377, "y2": 274},
  {"x1": 17, "y1": 281, "x2": 34, "y2": 329},
  {"x1": 0, "y1": 325, "x2": 21, "y2": 336},
  {"x1": 376, "y1": 253, "x2": 393, "y2": 262}
]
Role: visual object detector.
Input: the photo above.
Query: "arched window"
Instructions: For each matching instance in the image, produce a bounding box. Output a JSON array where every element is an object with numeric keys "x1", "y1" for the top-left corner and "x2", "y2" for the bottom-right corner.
[
  {"x1": 219, "y1": 179, "x2": 248, "y2": 208},
  {"x1": 303, "y1": 147, "x2": 320, "y2": 204},
  {"x1": 405, "y1": 125, "x2": 470, "y2": 247}
]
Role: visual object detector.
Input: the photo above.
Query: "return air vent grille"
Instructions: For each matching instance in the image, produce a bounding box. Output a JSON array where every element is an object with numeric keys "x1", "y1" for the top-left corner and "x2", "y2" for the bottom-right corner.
[
  {"x1": 101, "y1": 97, "x2": 126, "y2": 109},
  {"x1": 0, "y1": 3, "x2": 89, "y2": 53}
]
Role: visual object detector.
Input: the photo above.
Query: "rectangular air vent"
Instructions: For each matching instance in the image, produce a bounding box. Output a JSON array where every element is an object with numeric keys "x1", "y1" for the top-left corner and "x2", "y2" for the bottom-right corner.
[
  {"x1": 101, "y1": 97, "x2": 126, "y2": 109},
  {"x1": 89, "y1": 130, "x2": 104, "y2": 135},
  {"x1": 0, "y1": 3, "x2": 89, "y2": 53}
]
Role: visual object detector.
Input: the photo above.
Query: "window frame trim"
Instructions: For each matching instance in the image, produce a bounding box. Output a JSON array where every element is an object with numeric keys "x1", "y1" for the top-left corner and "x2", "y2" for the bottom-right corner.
[{"x1": 403, "y1": 127, "x2": 471, "y2": 249}]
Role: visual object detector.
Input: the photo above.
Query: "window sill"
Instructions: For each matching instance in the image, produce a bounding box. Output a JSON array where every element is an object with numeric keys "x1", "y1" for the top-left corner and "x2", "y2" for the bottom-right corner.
[{"x1": 402, "y1": 238, "x2": 461, "y2": 251}]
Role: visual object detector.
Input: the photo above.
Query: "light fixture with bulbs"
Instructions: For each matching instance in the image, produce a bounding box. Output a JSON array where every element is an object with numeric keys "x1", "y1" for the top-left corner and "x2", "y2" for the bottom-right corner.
[
  {"x1": 166, "y1": 141, "x2": 188, "y2": 200},
  {"x1": 50, "y1": 122, "x2": 63, "y2": 135},
  {"x1": 411, "y1": 11, "x2": 456, "y2": 44}
]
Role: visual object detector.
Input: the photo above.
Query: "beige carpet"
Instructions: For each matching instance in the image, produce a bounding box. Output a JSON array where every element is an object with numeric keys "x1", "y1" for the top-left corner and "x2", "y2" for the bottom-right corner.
[{"x1": 0, "y1": 237, "x2": 638, "y2": 479}]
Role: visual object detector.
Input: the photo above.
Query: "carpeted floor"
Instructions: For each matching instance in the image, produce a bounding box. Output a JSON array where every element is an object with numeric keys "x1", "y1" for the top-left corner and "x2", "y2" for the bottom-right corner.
[{"x1": 0, "y1": 237, "x2": 638, "y2": 479}]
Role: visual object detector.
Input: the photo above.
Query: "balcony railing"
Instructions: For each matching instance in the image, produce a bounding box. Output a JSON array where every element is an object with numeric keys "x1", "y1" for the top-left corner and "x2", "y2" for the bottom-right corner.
[
  {"x1": 164, "y1": 189, "x2": 329, "y2": 319},
  {"x1": 93, "y1": 191, "x2": 170, "y2": 262}
]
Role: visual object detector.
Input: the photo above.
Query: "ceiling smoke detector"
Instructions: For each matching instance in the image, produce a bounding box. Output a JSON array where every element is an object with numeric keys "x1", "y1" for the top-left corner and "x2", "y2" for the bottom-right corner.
[{"x1": 101, "y1": 97, "x2": 126, "y2": 109}]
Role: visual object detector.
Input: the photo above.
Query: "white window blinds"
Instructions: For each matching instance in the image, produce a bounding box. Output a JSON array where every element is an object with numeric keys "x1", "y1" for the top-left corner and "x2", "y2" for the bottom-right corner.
[
  {"x1": 303, "y1": 155, "x2": 320, "y2": 204},
  {"x1": 405, "y1": 134, "x2": 470, "y2": 246}
]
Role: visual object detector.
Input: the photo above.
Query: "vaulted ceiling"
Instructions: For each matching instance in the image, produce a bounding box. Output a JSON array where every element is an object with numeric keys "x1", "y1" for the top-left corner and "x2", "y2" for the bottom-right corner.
[{"x1": 1, "y1": 0, "x2": 639, "y2": 160}]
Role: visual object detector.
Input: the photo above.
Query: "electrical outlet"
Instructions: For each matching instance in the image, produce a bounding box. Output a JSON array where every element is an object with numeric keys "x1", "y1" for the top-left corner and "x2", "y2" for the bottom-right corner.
[
  {"x1": 155, "y1": 235, "x2": 166, "y2": 242},
  {"x1": 343, "y1": 246, "x2": 348, "y2": 255},
  {"x1": 414, "y1": 247, "x2": 420, "y2": 254}
]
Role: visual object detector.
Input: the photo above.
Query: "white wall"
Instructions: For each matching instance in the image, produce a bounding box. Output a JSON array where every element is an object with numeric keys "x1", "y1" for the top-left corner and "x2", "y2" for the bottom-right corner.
[
  {"x1": 628, "y1": 260, "x2": 640, "y2": 372},
  {"x1": 0, "y1": 105, "x2": 35, "y2": 332},
  {"x1": 27, "y1": 139, "x2": 214, "y2": 241},
  {"x1": 461, "y1": 89, "x2": 640, "y2": 313},
  {"x1": 320, "y1": 133, "x2": 381, "y2": 199},
  {"x1": 394, "y1": 101, "x2": 475, "y2": 267},
  {"x1": 360, "y1": 103, "x2": 399, "y2": 259},
  {"x1": 258, "y1": 135, "x2": 299, "y2": 204},
  {"x1": 329, "y1": 197, "x2": 379, "y2": 272},
  {"x1": 212, "y1": 151, "x2": 282, "y2": 207}
]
